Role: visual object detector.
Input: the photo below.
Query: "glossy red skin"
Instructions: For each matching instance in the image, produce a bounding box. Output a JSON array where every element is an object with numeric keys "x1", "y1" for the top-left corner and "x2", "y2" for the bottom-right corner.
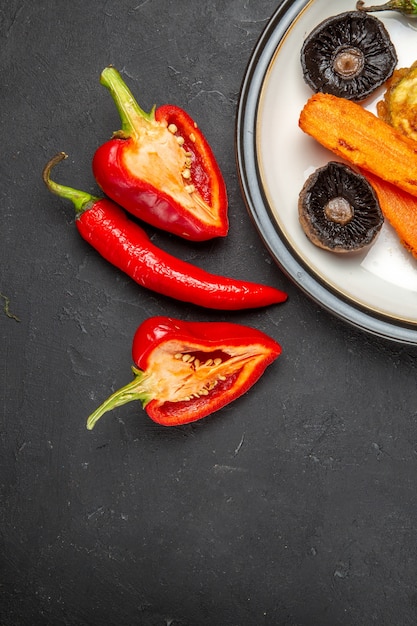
[
  {"x1": 132, "y1": 317, "x2": 282, "y2": 426},
  {"x1": 76, "y1": 199, "x2": 287, "y2": 310},
  {"x1": 92, "y1": 105, "x2": 228, "y2": 241}
]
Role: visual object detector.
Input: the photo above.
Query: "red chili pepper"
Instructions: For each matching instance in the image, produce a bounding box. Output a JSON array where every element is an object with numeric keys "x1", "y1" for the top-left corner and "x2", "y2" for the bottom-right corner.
[
  {"x1": 42, "y1": 153, "x2": 287, "y2": 310},
  {"x1": 92, "y1": 66, "x2": 228, "y2": 241},
  {"x1": 86, "y1": 316, "x2": 282, "y2": 428}
]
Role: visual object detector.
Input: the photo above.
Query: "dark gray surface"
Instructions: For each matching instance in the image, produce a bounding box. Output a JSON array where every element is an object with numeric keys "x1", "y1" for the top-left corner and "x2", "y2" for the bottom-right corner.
[{"x1": 1, "y1": 1, "x2": 417, "y2": 625}]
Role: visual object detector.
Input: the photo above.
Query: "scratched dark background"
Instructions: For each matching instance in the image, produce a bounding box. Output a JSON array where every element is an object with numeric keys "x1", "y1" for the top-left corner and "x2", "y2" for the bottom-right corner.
[{"x1": 2, "y1": 1, "x2": 417, "y2": 625}]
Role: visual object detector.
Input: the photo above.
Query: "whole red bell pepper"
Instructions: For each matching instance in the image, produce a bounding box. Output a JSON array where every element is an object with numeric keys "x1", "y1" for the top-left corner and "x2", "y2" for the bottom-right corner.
[
  {"x1": 86, "y1": 316, "x2": 282, "y2": 428},
  {"x1": 42, "y1": 153, "x2": 287, "y2": 310},
  {"x1": 92, "y1": 66, "x2": 228, "y2": 241}
]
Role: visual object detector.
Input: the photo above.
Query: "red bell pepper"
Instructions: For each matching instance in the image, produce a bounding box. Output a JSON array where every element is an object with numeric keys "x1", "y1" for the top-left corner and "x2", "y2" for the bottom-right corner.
[
  {"x1": 42, "y1": 153, "x2": 287, "y2": 310},
  {"x1": 92, "y1": 66, "x2": 228, "y2": 241},
  {"x1": 86, "y1": 316, "x2": 282, "y2": 428}
]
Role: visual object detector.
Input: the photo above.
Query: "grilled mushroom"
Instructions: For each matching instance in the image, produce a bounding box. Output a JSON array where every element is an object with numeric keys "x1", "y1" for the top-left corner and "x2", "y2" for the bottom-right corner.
[
  {"x1": 298, "y1": 162, "x2": 384, "y2": 253},
  {"x1": 300, "y1": 11, "x2": 397, "y2": 101}
]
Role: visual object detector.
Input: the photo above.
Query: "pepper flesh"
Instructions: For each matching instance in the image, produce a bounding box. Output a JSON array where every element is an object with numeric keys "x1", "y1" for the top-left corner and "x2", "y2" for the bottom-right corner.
[
  {"x1": 92, "y1": 66, "x2": 228, "y2": 241},
  {"x1": 86, "y1": 316, "x2": 282, "y2": 428},
  {"x1": 42, "y1": 153, "x2": 287, "y2": 310},
  {"x1": 356, "y1": 0, "x2": 417, "y2": 15}
]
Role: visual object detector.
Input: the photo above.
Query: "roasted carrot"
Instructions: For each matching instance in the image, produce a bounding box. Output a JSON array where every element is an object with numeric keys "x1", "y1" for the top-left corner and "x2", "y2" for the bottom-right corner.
[
  {"x1": 299, "y1": 93, "x2": 417, "y2": 198},
  {"x1": 359, "y1": 168, "x2": 417, "y2": 258}
]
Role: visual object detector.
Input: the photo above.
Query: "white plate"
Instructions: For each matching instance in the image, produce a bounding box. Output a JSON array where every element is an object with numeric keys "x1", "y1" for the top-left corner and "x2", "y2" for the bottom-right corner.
[{"x1": 236, "y1": 0, "x2": 417, "y2": 344}]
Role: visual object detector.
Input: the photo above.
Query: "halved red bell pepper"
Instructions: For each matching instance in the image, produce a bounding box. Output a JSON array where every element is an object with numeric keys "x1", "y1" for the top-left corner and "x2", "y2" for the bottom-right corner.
[
  {"x1": 86, "y1": 316, "x2": 282, "y2": 428},
  {"x1": 92, "y1": 66, "x2": 228, "y2": 241}
]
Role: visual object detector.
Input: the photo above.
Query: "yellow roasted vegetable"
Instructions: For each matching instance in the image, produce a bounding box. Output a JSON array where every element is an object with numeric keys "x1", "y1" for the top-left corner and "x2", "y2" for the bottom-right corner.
[{"x1": 377, "y1": 62, "x2": 417, "y2": 141}]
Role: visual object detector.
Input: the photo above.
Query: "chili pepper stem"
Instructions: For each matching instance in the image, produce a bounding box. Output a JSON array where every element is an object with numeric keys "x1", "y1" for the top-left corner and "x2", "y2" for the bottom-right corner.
[
  {"x1": 42, "y1": 152, "x2": 99, "y2": 215},
  {"x1": 100, "y1": 66, "x2": 156, "y2": 136},
  {"x1": 86, "y1": 366, "x2": 151, "y2": 430}
]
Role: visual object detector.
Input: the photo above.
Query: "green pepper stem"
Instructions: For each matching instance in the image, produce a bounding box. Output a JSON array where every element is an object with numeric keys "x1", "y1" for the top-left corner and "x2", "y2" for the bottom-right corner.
[
  {"x1": 86, "y1": 367, "x2": 151, "y2": 430},
  {"x1": 42, "y1": 152, "x2": 99, "y2": 215},
  {"x1": 356, "y1": 0, "x2": 391, "y2": 10},
  {"x1": 100, "y1": 66, "x2": 156, "y2": 136},
  {"x1": 356, "y1": 0, "x2": 417, "y2": 13}
]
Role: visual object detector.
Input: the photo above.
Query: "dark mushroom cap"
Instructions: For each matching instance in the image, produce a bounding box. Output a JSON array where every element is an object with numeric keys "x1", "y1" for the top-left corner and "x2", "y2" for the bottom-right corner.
[
  {"x1": 300, "y1": 11, "x2": 397, "y2": 101},
  {"x1": 298, "y1": 162, "x2": 384, "y2": 253}
]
